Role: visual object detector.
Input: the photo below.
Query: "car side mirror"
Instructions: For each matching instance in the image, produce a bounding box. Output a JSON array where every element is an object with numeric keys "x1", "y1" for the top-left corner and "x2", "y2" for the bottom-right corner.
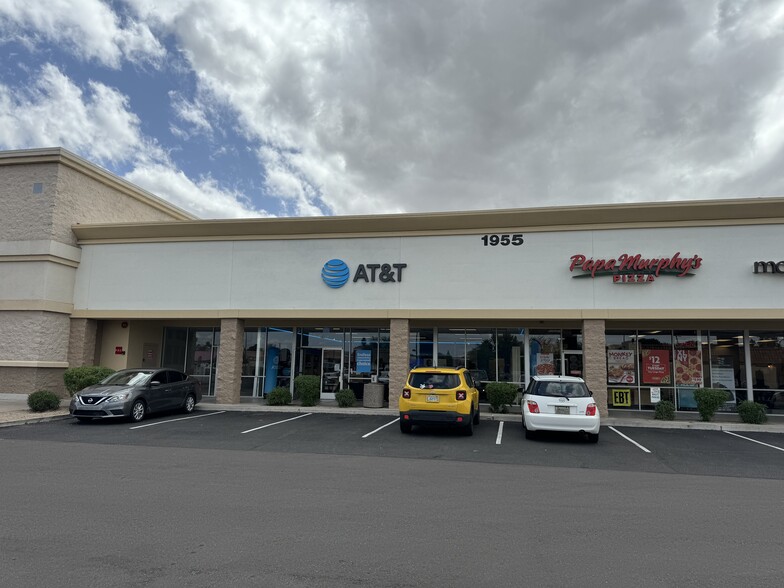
[{"x1": 588, "y1": 390, "x2": 593, "y2": 396}]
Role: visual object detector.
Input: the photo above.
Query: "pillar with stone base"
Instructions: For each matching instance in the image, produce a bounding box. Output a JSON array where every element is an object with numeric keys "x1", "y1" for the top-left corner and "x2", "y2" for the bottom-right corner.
[
  {"x1": 582, "y1": 319, "x2": 609, "y2": 417},
  {"x1": 215, "y1": 318, "x2": 244, "y2": 404},
  {"x1": 388, "y1": 318, "x2": 409, "y2": 410}
]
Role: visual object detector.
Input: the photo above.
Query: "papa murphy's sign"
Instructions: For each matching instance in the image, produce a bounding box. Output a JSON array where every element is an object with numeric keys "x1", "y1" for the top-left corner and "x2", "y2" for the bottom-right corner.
[{"x1": 569, "y1": 252, "x2": 702, "y2": 284}]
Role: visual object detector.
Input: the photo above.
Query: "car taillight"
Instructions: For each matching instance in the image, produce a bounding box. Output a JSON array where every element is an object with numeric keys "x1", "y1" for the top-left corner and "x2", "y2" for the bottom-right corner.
[
  {"x1": 402, "y1": 388, "x2": 411, "y2": 399},
  {"x1": 527, "y1": 400, "x2": 540, "y2": 414},
  {"x1": 456, "y1": 390, "x2": 467, "y2": 401},
  {"x1": 586, "y1": 403, "x2": 597, "y2": 416}
]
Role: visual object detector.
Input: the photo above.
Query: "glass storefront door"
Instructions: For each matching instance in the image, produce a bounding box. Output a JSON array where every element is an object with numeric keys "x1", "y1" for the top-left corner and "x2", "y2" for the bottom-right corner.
[
  {"x1": 321, "y1": 348, "x2": 343, "y2": 399},
  {"x1": 299, "y1": 346, "x2": 344, "y2": 399}
]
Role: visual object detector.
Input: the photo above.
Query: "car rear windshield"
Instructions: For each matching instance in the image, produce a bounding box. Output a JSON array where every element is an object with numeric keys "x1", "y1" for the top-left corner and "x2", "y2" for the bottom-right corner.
[
  {"x1": 409, "y1": 372, "x2": 461, "y2": 389},
  {"x1": 534, "y1": 381, "x2": 590, "y2": 398}
]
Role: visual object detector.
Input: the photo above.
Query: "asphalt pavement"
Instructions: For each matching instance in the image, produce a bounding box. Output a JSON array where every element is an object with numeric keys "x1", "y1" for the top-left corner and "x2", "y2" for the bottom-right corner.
[{"x1": 1, "y1": 392, "x2": 783, "y2": 432}]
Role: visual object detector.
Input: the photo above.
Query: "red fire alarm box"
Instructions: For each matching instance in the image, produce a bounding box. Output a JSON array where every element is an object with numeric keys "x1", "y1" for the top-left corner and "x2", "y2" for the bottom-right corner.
[{"x1": 115, "y1": 346, "x2": 125, "y2": 355}]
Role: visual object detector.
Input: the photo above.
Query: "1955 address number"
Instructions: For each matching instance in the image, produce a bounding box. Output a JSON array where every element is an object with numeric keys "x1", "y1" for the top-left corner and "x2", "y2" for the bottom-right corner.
[{"x1": 481, "y1": 234, "x2": 524, "y2": 246}]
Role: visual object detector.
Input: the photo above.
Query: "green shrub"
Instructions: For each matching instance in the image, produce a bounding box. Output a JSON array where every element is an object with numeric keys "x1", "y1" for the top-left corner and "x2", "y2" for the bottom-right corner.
[
  {"x1": 27, "y1": 390, "x2": 60, "y2": 412},
  {"x1": 267, "y1": 387, "x2": 292, "y2": 406},
  {"x1": 693, "y1": 388, "x2": 730, "y2": 422},
  {"x1": 737, "y1": 400, "x2": 768, "y2": 424},
  {"x1": 654, "y1": 400, "x2": 676, "y2": 421},
  {"x1": 485, "y1": 382, "x2": 518, "y2": 413},
  {"x1": 63, "y1": 366, "x2": 115, "y2": 396},
  {"x1": 295, "y1": 375, "x2": 321, "y2": 407},
  {"x1": 335, "y1": 388, "x2": 356, "y2": 408}
]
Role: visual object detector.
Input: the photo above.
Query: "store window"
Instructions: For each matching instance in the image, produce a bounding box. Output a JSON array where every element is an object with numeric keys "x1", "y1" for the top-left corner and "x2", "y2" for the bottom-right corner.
[
  {"x1": 606, "y1": 331, "x2": 639, "y2": 409},
  {"x1": 530, "y1": 330, "x2": 561, "y2": 377},
  {"x1": 241, "y1": 328, "x2": 267, "y2": 397},
  {"x1": 749, "y1": 331, "x2": 784, "y2": 412},
  {"x1": 438, "y1": 328, "x2": 466, "y2": 367},
  {"x1": 707, "y1": 330, "x2": 747, "y2": 408},
  {"x1": 409, "y1": 329, "x2": 434, "y2": 368},
  {"x1": 265, "y1": 328, "x2": 294, "y2": 394},
  {"x1": 496, "y1": 328, "x2": 524, "y2": 384},
  {"x1": 466, "y1": 329, "x2": 496, "y2": 385}
]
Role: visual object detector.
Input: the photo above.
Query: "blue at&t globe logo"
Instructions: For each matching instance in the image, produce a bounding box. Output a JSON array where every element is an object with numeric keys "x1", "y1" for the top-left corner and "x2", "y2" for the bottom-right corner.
[{"x1": 321, "y1": 259, "x2": 350, "y2": 288}]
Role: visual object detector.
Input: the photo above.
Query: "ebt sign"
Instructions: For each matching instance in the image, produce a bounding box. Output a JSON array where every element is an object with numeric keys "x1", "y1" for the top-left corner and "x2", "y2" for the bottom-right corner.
[
  {"x1": 321, "y1": 259, "x2": 407, "y2": 289},
  {"x1": 569, "y1": 252, "x2": 703, "y2": 284}
]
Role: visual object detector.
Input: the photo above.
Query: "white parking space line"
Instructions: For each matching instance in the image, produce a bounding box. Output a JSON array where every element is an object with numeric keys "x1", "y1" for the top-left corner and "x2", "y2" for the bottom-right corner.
[
  {"x1": 240, "y1": 413, "x2": 313, "y2": 434},
  {"x1": 362, "y1": 418, "x2": 400, "y2": 438},
  {"x1": 130, "y1": 411, "x2": 226, "y2": 430},
  {"x1": 496, "y1": 421, "x2": 504, "y2": 445},
  {"x1": 609, "y1": 426, "x2": 652, "y2": 453},
  {"x1": 725, "y1": 431, "x2": 784, "y2": 452}
]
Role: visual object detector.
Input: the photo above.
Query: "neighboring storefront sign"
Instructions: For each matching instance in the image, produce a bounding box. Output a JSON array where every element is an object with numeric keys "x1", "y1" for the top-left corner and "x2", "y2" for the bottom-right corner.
[
  {"x1": 607, "y1": 350, "x2": 635, "y2": 384},
  {"x1": 641, "y1": 349, "x2": 671, "y2": 385},
  {"x1": 753, "y1": 260, "x2": 784, "y2": 274},
  {"x1": 569, "y1": 252, "x2": 702, "y2": 284}
]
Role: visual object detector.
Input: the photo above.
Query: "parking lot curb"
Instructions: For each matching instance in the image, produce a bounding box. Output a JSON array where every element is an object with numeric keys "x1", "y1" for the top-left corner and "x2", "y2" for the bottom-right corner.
[{"x1": 0, "y1": 414, "x2": 71, "y2": 428}]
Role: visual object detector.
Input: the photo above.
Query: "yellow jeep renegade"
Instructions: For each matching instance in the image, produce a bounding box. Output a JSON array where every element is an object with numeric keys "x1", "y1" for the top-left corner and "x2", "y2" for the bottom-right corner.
[{"x1": 399, "y1": 367, "x2": 480, "y2": 435}]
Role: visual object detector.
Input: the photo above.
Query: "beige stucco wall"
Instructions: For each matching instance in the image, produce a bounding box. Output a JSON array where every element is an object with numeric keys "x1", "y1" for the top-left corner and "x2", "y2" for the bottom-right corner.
[
  {"x1": 0, "y1": 311, "x2": 70, "y2": 362},
  {"x1": 0, "y1": 151, "x2": 191, "y2": 396},
  {"x1": 0, "y1": 366, "x2": 66, "y2": 396},
  {"x1": 0, "y1": 163, "x2": 59, "y2": 242},
  {"x1": 52, "y1": 165, "x2": 181, "y2": 246}
]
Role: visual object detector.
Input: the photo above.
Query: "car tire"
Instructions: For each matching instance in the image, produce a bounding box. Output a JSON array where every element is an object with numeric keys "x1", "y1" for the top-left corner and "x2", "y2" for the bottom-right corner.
[
  {"x1": 523, "y1": 419, "x2": 536, "y2": 439},
  {"x1": 75, "y1": 417, "x2": 92, "y2": 423},
  {"x1": 587, "y1": 432, "x2": 599, "y2": 443},
  {"x1": 473, "y1": 404, "x2": 480, "y2": 425},
  {"x1": 130, "y1": 399, "x2": 146, "y2": 423},
  {"x1": 462, "y1": 414, "x2": 474, "y2": 436},
  {"x1": 183, "y1": 394, "x2": 196, "y2": 414},
  {"x1": 400, "y1": 419, "x2": 412, "y2": 434}
]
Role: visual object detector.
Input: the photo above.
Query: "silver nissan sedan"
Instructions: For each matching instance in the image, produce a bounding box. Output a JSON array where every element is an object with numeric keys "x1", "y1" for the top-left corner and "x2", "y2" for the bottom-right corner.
[{"x1": 69, "y1": 368, "x2": 202, "y2": 423}]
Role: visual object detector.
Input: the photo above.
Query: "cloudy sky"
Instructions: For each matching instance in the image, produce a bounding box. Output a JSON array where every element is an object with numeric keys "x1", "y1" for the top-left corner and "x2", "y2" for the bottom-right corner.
[{"x1": 1, "y1": 1, "x2": 783, "y2": 219}]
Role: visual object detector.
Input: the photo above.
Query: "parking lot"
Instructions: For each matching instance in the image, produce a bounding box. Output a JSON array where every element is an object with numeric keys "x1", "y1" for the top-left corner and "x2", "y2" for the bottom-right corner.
[{"x1": 2, "y1": 410, "x2": 782, "y2": 480}]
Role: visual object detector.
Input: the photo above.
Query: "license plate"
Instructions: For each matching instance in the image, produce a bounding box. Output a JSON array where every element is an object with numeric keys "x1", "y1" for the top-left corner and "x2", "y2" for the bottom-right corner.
[
  {"x1": 555, "y1": 406, "x2": 570, "y2": 415},
  {"x1": 427, "y1": 395, "x2": 439, "y2": 403}
]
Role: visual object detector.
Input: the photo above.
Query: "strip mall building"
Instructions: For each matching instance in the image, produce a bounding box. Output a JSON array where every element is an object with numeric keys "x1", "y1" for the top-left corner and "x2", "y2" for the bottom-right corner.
[{"x1": 2, "y1": 148, "x2": 783, "y2": 417}]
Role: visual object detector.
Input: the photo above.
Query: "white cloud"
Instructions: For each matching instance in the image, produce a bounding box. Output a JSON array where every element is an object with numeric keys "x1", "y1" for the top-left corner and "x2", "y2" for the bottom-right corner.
[
  {"x1": 0, "y1": 0, "x2": 165, "y2": 68},
  {"x1": 123, "y1": 0, "x2": 784, "y2": 215},
  {"x1": 0, "y1": 63, "x2": 149, "y2": 163},
  {"x1": 4, "y1": 0, "x2": 784, "y2": 217},
  {"x1": 0, "y1": 63, "x2": 269, "y2": 219},
  {"x1": 125, "y1": 164, "x2": 272, "y2": 219}
]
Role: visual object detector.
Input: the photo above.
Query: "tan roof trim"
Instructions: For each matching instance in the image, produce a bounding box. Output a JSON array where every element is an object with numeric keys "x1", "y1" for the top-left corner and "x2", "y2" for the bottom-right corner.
[
  {"x1": 0, "y1": 300, "x2": 74, "y2": 314},
  {"x1": 69, "y1": 308, "x2": 784, "y2": 321},
  {"x1": 71, "y1": 196, "x2": 784, "y2": 243},
  {"x1": 0, "y1": 147, "x2": 196, "y2": 221}
]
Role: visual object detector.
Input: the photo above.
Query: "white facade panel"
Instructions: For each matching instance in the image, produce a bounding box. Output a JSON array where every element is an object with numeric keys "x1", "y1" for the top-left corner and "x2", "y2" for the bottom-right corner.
[{"x1": 72, "y1": 224, "x2": 784, "y2": 312}]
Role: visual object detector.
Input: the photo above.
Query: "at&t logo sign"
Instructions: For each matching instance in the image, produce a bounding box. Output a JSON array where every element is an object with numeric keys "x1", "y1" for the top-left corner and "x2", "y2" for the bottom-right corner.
[{"x1": 321, "y1": 259, "x2": 407, "y2": 289}]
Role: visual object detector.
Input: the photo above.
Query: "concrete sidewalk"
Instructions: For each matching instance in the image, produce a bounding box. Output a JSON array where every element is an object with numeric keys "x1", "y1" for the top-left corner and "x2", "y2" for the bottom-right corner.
[{"x1": 1, "y1": 392, "x2": 782, "y2": 433}]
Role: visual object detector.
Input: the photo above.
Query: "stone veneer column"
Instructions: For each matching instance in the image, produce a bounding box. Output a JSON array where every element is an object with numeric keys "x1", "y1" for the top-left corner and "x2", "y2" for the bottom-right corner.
[
  {"x1": 388, "y1": 318, "x2": 410, "y2": 410},
  {"x1": 582, "y1": 319, "x2": 608, "y2": 417},
  {"x1": 67, "y1": 318, "x2": 99, "y2": 367},
  {"x1": 215, "y1": 318, "x2": 244, "y2": 404}
]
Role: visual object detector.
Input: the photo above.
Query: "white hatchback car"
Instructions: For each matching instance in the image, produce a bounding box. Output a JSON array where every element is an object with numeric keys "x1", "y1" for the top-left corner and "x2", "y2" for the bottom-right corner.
[{"x1": 522, "y1": 375, "x2": 600, "y2": 442}]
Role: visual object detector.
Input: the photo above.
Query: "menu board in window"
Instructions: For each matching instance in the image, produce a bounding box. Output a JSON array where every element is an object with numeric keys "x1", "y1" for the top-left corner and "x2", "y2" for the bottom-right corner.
[
  {"x1": 675, "y1": 349, "x2": 702, "y2": 386},
  {"x1": 641, "y1": 349, "x2": 671, "y2": 385},
  {"x1": 607, "y1": 350, "x2": 635, "y2": 384}
]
